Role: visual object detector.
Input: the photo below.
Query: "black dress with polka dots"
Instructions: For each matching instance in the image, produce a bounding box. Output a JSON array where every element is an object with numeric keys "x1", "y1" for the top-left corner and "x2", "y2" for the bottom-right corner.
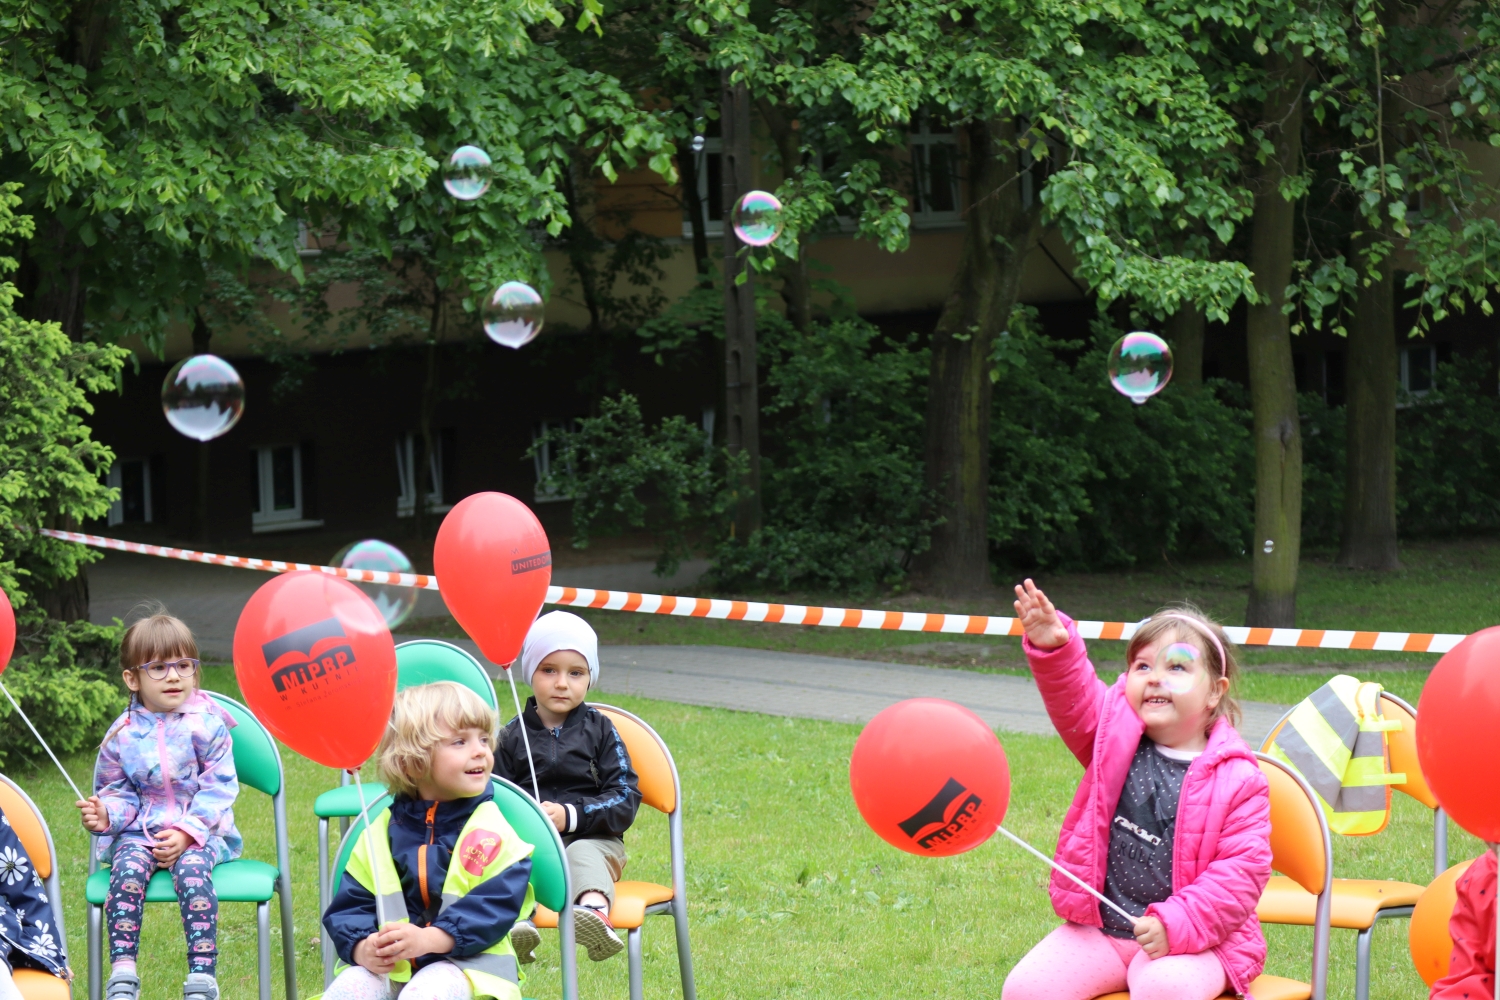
[{"x1": 1100, "y1": 736, "x2": 1193, "y2": 938}]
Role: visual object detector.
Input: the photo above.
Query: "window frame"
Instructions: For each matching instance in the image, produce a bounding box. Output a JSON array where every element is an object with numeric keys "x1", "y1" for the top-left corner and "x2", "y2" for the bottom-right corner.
[
  {"x1": 396, "y1": 432, "x2": 451, "y2": 518},
  {"x1": 909, "y1": 117, "x2": 961, "y2": 229},
  {"x1": 1400, "y1": 345, "x2": 1437, "y2": 396},
  {"x1": 106, "y1": 458, "x2": 153, "y2": 526},
  {"x1": 681, "y1": 137, "x2": 726, "y2": 240},
  {"x1": 250, "y1": 444, "x2": 323, "y2": 533}
]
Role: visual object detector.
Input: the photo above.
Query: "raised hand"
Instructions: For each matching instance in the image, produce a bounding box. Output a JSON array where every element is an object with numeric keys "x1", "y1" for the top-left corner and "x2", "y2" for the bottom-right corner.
[{"x1": 1013, "y1": 579, "x2": 1068, "y2": 650}]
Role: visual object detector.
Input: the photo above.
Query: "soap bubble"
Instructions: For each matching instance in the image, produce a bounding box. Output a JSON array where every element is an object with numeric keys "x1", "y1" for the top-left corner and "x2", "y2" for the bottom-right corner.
[
  {"x1": 691, "y1": 135, "x2": 705, "y2": 153},
  {"x1": 482, "y1": 281, "x2": 544, "y2": 348},
  {"x1": 732, "y1": 190, "x2": 785, "y2": 247},
  {"x1": 332, "y1": 539, "x2": 419, "y2": 630},
  {"x1": 1263, "y1": 539, "x2": 1275, "y2": 554},
  {"x1": 1156, "y1": 642, "x2": 1202, "y2": 694},
  {"x1": 1108, "y1": 331, "x2": 1173, "y2": 404},
  {"x1": 161, "y1": 355, "x2": 245, "y2": 442},
  {"x1": 443, "y1": 146, "x2": 493, "y2": 201}
]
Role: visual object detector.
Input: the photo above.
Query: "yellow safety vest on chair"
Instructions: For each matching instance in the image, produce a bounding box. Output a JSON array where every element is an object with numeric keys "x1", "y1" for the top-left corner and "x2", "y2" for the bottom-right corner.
[
  {"x1": 1269, "y1": 674, "x2": 1406, "y2": 835},
  {"x1": 331, "y1": 800, "x2": 535, "y2": 1000}
]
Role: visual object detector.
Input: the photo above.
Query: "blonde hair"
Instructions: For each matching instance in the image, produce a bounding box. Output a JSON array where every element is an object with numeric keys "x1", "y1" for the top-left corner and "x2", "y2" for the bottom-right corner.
[
  {"x1": 376, "y1": 682, "x2": 498, "y2": 798},
  {"x1": 1125, "y1": 604, "x2": 1241, "y2": 730}
]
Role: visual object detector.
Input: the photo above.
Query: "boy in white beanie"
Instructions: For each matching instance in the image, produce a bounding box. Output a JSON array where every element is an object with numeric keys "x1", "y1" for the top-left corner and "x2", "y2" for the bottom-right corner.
[{"x1": 495, "y1": 611, "x2": 640, "y2": 964}]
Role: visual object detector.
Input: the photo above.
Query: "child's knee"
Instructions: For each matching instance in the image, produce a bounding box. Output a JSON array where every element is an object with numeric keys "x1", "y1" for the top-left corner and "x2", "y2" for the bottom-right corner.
[
  {"x1": 1126, "y1": 952, "x2": 1226, "y2": 1000},
  {"x1": 400, "y1": 961, "x2": 472, "y2": 1000},
  {"x1": 323, "y1": 967, "x2": 389, "y2": 1000}
]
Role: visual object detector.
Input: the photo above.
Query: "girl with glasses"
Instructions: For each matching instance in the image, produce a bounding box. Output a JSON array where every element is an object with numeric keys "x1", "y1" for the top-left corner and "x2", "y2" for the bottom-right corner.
[{"x1": 76, "y1": 612, "x2": 241, "y2": 1000}]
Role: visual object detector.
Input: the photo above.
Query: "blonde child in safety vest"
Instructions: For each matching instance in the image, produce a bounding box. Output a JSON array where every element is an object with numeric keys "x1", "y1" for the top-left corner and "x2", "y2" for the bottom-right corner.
[{"x1": 321, "y1": 682, "x2": 535, "y2": 1000}]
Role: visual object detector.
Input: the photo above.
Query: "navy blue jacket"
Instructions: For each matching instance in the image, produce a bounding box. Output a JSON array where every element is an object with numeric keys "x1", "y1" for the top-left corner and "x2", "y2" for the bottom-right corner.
[
  {"x1": 494, "y1": 699, "x2": 640, "y2": 841},
  {"x1": 323, "y1": 787, "x2": 532, "y2": 970}
]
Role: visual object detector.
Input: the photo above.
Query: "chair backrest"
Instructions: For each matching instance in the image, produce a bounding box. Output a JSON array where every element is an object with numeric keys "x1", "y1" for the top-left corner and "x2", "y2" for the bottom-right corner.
[
  {"x1": 1409, "y1": 858, "x2": 1475, "y2": 987},
  {"x1": 396, "y1": 640, "x2": 498, "y2": 710},
  {"x1": 0, "y1": 773, "x2": 67, "y2": 955},
  {"x1": 595, "y1": 705, "x2": 677, "y2": 815},
  {"x1": 211, "y1": 692, "x2": 283, "y2": 797},
  {"x1": 1380, "y1": 692, "x2": 1437, "y2": 808},
  {"x1": 1258, "y1": 753, "x2": 1333, "y2": 896},
  {"x1": 330, "y1": 779, "x2": 569, "y2": 914}
]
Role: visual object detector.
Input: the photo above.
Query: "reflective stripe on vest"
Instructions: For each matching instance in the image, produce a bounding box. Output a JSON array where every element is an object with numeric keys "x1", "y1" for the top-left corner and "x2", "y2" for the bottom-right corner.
[
  {"x1": 338, "y1": 799, "x2": 536, "y2": 999},
  {"x1": 1270, "y1": 674, "x2": 1406, "y2": 836}
]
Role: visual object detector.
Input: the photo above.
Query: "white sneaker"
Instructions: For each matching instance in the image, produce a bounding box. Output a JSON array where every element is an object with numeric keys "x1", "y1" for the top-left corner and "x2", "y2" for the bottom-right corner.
[
  {"x1": 572, "y1": 904, "x2": 624, "y2": 962},
  {"x1": 511, "y1": 918, "x2": 540, "y2": 964}
]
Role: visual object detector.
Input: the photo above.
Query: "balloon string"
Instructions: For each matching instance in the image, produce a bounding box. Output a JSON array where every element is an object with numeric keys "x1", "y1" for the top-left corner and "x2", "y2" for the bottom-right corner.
[
  {"x1": 351, "y1": 767, "x2": 392, "y2": 989},
  {"x1": 996, "y1": 825, "x2": 1140, "y2": 925},
  {"x1": 0, "y1": 679, "x2": 86, "y2": 802},
  {"x1": 502, "y1": 666, "x2": 541, "y2": 801}
]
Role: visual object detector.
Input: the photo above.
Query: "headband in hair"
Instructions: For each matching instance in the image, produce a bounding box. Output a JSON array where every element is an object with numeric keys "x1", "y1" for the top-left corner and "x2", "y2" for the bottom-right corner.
[{"x1": 1152, "y1": 612, "x2": 1228, "y2": 672}]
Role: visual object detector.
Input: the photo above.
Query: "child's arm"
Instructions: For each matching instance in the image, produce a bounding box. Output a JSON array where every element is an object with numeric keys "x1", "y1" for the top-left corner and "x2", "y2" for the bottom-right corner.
[
  {"x1": 1145, "y1": 761, "x2": 1272, "y2": 956},
  {"x1": 173, "y1": 719, "x2": 239, "y2": 848},
  {"x1": 1015, "y1": 580, "x2": 1107, "y2": 766},
  {"x1": 1431, "y1": 850, "x2": 1497, "y2": 1000},
  {"x1": 90, "y1": 733, "x2": 140, "y2": 834},
  {"x1": 561, "y1": 722, "x2": 640, "y2": 839},
  {"x1": 429, "y1": 856, "x2": 533, "y2": 956},
  {"x1": 323, "y1": 871, "x2": 382, "y2": 968}
]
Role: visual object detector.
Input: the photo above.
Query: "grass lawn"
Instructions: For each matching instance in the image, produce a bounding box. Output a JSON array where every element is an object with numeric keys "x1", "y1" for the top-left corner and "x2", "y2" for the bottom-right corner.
[{"x1": 10, "y1": 664, "x2": 1487, "y2": 1000}]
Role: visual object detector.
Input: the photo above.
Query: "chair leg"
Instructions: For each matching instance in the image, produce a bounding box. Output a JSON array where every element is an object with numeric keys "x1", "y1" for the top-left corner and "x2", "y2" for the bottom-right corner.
[
  {"x1": 88, "y1": 902, "x2": 102, "y2": 1000},
  {"x1": 1355, "y1": 926, "x2": 1373, "y2": 1000},
  {"x1": 278, "y1": 878, "x2": 299, "y2": 1000},
  {"x1": 671, "y1": 897, "x2": 697, "y2": 1000},
  {"x1": 627, "y1": 926, "x2": 644, "y2": 1000},
  {"x1": 558, "y1": 904, "x2": 579, "y2": 1000},
  {"x1": 257, "y1": 901, "x2": 272, "y2": 1000}
]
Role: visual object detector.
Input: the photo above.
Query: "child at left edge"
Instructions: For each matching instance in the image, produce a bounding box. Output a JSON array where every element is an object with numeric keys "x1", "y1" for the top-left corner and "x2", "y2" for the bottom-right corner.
[
  {"x1": 1430, "y1": 844, "x2": 1496, "y2": 1000},
  {"x1": 320, "y1": 681, "x2": 534, "y2": 1000}
]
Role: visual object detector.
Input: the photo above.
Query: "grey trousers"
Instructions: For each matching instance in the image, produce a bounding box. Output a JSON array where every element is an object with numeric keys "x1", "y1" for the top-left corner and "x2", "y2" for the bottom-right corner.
[{"x1": 565, "y1": 837, "x2": 627, "y2": 907}]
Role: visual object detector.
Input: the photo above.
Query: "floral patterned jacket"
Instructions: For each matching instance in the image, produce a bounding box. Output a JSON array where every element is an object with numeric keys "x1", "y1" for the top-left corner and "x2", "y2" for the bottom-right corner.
[
  {"x1": 92, "y1": 689, "x2": 242, "y2": 865},
  {"x1": 0, "y1": 804, "x2": 66, "y2": 978}
]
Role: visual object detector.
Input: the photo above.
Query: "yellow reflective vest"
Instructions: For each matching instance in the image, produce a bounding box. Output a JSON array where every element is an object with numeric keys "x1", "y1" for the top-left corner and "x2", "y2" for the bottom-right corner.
[
  {"x1": 1269, "y1": 674, "x2": 1406, "y2": 835},
  {"x1": 333, "y1": 799, "x2": 535, "y2": 1000}
]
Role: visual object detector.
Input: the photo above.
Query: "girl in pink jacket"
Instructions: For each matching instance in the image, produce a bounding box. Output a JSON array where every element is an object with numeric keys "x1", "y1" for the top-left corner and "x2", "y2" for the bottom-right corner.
[{"x1": 1002, "y1": 581, "x2": 1272, "y2": 1000}]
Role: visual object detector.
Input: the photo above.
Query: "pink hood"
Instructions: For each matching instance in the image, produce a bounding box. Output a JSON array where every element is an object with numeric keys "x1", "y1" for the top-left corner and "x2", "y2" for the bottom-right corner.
[{"x1": 1025, "y1": 614, "x2": 1272, "y2": 996}]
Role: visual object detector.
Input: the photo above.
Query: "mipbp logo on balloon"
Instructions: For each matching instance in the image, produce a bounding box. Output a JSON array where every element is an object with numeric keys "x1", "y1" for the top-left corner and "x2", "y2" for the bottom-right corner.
[
  {"x1": 898, "y1": 777, "x2": 984, "y2": 851},
  {"x1": 261, "y1": 618, "x2": 359, "y2": 702}
]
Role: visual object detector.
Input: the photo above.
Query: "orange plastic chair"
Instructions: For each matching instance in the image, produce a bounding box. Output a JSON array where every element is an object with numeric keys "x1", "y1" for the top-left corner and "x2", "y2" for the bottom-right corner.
[
  {"x1": 1408, "y1": 859, "x2": 1475, "y2": 987},
  {"x1": 1094, "y1": 753, "x2": 1332, "y2": 1000},
  {"x1": 0, "y1": 773, "x2": 72, "y2": 1000},
  {"x1": 1258, "y1": 691, "x2": 1438, "y2": 1000},
  {"x1": 531, "y1": 705, "x2": 696, "y2": 1000}
]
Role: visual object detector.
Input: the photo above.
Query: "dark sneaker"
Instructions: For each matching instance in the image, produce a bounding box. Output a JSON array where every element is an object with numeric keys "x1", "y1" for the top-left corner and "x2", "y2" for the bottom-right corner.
[
  {"x1": 105, "y1": 971, "x2": 141, "y2": 1000},
  {"x1": 572, "y1": 904, "x2": 624, "y2": 962},
  {"x1": 182, "y1": 973, "x2": 219, "y2": 1000},
  {"x1": 512, "y1": 918, "x2": 540, "y2": 964}
]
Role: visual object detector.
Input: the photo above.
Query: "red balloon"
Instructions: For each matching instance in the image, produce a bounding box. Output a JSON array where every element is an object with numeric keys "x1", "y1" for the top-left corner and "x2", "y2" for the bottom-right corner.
[
  {"x1": 1417, "y1": 626, "x2": 1500, "y2": 841},
  {"x1": 434, "y1": 492, "x2": 552, "y2": 666},
  {"x1": 849, "y1": 698, "x2": 1010, "y2": 856},
  {"x1": 0, "y1": 588, "x2": 14, "y2": 675},
  {"x1": 232, "y1": 571, "x2": 397, "y2": 769}
]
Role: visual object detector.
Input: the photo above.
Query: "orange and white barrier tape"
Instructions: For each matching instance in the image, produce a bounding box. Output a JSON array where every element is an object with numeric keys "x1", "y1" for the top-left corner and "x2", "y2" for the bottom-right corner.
[{"x1": 39, "y1": 528, "x2": 1468, "y2": 652}]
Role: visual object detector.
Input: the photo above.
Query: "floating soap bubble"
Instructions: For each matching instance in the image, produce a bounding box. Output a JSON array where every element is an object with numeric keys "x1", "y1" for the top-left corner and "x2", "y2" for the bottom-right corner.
[
  {"x1": 332, "y1": 539, "x2": 419, "y2": 629},
  {"x1": 1108, "y1": 331, "x2": 1173, "y2": 404},
  {"x1": 443, "y1": 145, "x2": 493, "y2": 201},
  {"x1": 1263, "y1": 539, "x2": 1275, "y2": 554},
  {"x1": 482, "y1": 281, "x2": 544, "y2": 349},
  {"x1": 161, "y1": 355, "x2": 245, "y2": 442},
  {"x1": 732, "y1": 190, "x2": 785, "y2": 247},
  {"x1": 691, "y1": 135, "x2": 705, "y2": 153},
  {"x1": 1156, "y1": 642, "x2": 1202, "y2": 694}
]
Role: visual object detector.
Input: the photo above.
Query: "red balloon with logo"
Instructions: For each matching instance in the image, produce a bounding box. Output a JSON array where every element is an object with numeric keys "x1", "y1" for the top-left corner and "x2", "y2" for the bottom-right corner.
[
  {"x1": 849, "y1": 698, "x2": 1010, "y2": 857},
  {"x1": 0, "y1": 588, "x2": 14, "y2": 675},
  {"x1": 434, "y1": 492, "x2": 552, "y2": 667},
  {"x1": 233, "y1": 571, "x2": 397, "y2": 769},
  {"x1": 1416, "y1": 625, "x2": 1500, "y2": 841}
]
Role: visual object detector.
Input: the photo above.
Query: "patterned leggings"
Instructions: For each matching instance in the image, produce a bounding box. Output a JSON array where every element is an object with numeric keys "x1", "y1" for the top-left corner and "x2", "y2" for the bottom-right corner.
[
  {"x1": 105, "y1": 842, "x2": 219, "y2": 976},
  {"x1": 324, "y1": 961, "x2": 472, "y2": 999}
]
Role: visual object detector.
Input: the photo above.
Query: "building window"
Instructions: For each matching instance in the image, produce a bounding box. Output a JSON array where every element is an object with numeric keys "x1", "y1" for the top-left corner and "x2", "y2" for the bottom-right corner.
[
  {"x1": 250, "y1": 444, "x2": 322, "y2": 532},
  {"x1": 910, "y1": 117, "x2": 960, "y2": 227},
  {"x1": 1401, "y1": 346, "x2": 1436, "y2": 395},
  {"x1": 531, "y1": 421, "x2": 576, "y2": 503},
  {"x1": 396, "y1": 432, "x2": 451, "y2": 517},
  {"x1": 681, "y1": 137, "x2": 725, "y2": 239},
  {"x1": 106, "y1": 459, "x2": 153, "y2": 526}
]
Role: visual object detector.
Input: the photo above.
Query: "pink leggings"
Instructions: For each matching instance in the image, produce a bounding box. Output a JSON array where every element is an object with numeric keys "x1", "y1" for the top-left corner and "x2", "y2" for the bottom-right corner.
[{"x1": 1001, "y1": 922, "x2": 1227, "y2": 1000}]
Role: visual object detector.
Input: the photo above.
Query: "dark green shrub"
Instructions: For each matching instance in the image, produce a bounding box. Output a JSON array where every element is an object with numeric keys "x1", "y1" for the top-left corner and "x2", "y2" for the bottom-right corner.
[{"x1": 1397, "y1": 354, "x2": 1500, "y2": 535}]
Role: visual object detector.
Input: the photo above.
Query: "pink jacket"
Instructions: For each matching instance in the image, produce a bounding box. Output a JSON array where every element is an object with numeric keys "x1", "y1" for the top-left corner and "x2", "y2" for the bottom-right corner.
[{"x1": 1025, "y1": 614, "x2": 1272, "y2": 996}]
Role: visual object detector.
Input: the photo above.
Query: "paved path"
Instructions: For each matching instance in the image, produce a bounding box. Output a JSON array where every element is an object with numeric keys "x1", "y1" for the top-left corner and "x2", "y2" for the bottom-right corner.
[{"x1": 86, "y1": 550, "x2": 1289, "y2": 744}]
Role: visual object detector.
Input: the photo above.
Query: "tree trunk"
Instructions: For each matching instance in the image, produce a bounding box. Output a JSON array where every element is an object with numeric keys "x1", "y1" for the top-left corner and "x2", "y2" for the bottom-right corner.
[
  {"x1": 756, "y1": 97, "x2": 813, "y2": 333},
  {"x1": 911, "y1": 118, "x2": 1042, "y2": 595},
  {"x1": 1166, "y1": 302, "x2": 1205, "y2": 388},
  {"x1": 678, "y1": 133, "x2": 711, "y2": 281},
  {"x1": 1338, "y1": 231, "x2": 1400, "y2": 569},
  {"x1": 1244, "y1": 53, "x2": 1308, "y2": 628},
  {"x1": 722, "y1": 70, "x2": 761, "y2": 538}
]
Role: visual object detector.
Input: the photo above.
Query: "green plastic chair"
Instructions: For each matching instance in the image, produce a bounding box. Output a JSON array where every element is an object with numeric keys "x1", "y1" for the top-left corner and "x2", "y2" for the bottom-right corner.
[
  {"x1": 322, "y1": 776, "x2": 577, "y2": 1000},
  {"x1": 84, "y1": 692, "x2": 296, "y2": 1000},
  {"x1": 316, "y1": 639, "x2": 499, "y2": 984}
]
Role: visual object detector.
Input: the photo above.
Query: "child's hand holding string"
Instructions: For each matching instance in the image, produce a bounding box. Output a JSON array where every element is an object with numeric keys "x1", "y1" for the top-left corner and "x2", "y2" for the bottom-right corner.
[
  {"x1": 1013, "y1": 579, "x2": 1068, "y2": 650},
  {"x1": 77, "y1": 795, "x2": 109, "y2": 833},
  {"x1": 1133, "y1": 915, "x2": 1169, "y2": 960}
]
